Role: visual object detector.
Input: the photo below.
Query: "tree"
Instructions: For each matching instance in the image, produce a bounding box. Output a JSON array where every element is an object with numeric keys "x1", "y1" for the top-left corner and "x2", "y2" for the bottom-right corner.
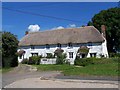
[
  {"x1": 87, "y1": 7, "x2": 120, "y2": 53},
  {"x1": 2, "y1": 32, "x2": 19, "y2": 67}
]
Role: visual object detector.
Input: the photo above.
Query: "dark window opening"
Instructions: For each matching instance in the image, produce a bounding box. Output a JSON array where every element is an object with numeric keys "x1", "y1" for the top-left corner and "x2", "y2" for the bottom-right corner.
[
  {"x1": 31, "y1": 45, "x2": 35, "y2": 49},
  {"x1": 81, "y1": 54, "x2": 86, "y2": 58},
  {"x1": 68, "y1": 43, "x2": 73, "y2": 48},
  {"x1": 57, "y1": 43, "x2": 61, "y2": 48},
  {"x1": 69, "y1": 52, "x2": 73, "y2": 58},
  {"x1": 46, "y1": 44, "x2": 50, "y2": 49},
  {"x1": 88, "y1": 42, "x2": 92, "y2": 46},
  {"x1": 90, "y1": 53, "x2": 96, "y2": 57},
  {"x1": 31, "y1": 53, "x2": 38, "y2": 56}
]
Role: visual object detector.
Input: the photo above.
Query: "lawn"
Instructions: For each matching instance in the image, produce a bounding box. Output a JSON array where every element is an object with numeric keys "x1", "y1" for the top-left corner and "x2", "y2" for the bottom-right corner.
[{"x1": 34, "y1": 59, "x2": 119, "y2": 76}]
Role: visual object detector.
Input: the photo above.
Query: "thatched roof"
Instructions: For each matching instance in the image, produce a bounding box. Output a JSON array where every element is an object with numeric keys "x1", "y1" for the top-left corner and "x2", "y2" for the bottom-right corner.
[{"x1": 19, "y1": 26, "x2": 104, "y2": 46}]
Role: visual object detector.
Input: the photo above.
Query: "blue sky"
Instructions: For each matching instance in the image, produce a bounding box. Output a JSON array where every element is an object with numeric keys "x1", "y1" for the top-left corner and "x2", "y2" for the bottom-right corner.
[{"x1": 2, "y1": 2, "x2": 118, "y2": 40}]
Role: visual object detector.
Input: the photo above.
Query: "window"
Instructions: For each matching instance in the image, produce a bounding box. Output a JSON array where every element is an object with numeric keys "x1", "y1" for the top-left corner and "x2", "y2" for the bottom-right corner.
[
  {"x1": 57, "y1": 43, "x2": 61, "y2": 48},
  {"x1": 46, "y1": 44, "x2": 50, "y2": 49},
  {"x1": 31, "y1": 53, "x2": 38, "y2": 56},
  {"x1": 68, "y1": 43, "x2": 73, "y2": 48},
  {"x1": 90, "y1": 53, "x2": 96, "y2": 57},
  {"x1": 31, "y1": 45, "x2": 35, "y2": 49},
  {"x1": 81, "y1": 54, "x2": 86, "y2": 58},
  {"x1": 69, "y1": 52, "x2": 73, "y2": 58},
  {"x1": 88, "y1": 42, "x2": 92, "y2": 46}
]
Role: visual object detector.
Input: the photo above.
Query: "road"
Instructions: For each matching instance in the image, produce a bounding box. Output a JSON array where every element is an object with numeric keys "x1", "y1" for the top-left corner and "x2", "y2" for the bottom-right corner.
[
  {"x1": 2, "y1": 64, "x2": 61, "y2": 88},
  {"x1": 2, "y1": 64, "x2": 119, "y2": 88}
]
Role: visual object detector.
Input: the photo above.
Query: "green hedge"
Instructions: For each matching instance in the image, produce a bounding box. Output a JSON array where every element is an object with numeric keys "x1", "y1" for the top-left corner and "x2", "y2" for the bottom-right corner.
[
  {"x1": 28, "y1": 56, "x2": 41, "y2": 65},
  {"x1": 56, "y1": 53, "x2": 67, "y2": 65},
  {"x1": 2, "y1": 55, "x2": 18, "y2": 68},
  {"x1": 21, "y1": 58, "x2": 29, "y2": 64},
  {"x1": 109, "y1": 53, "x2": 120, "y2": 57},
  {"x1": 74, "y1": 58, "x2": 94, "y2": 66},
  {"x1": 74, "y1": 58, "x2": 119, "y2": 66},
  {"x1": 46, "y1": 53, "x2": 54, "y2": 58}
]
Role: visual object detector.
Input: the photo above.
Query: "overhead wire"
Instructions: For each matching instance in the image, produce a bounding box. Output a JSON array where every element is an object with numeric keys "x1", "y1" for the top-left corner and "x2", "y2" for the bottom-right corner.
[{"x1": 3, "y1": 7, "x2": 82, "y2": 23}]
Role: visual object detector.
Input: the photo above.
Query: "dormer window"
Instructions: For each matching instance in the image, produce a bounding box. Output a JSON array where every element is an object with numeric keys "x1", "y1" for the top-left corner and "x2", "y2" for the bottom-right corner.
[
  {"x1": 31, "y1": 45, "x2": 35, "y2": 49},
  {"x1": 88, "y1": 42, "x2": 92, "y2": 46},
  {"x1": 57, "y1": 43, "x2": 61, "y2": 48},
  {"x1": 46, "y1": 44, "x2": 50, "y2": 49},
  {"x1": 68, "y1": 42, "x2": 73, "y2": 48}
]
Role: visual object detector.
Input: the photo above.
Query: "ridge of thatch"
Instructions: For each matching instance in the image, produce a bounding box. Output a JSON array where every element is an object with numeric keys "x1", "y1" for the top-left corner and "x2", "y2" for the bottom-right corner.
[{"x1": 19, "y1": 26, "x2": 104, "y2": 46}]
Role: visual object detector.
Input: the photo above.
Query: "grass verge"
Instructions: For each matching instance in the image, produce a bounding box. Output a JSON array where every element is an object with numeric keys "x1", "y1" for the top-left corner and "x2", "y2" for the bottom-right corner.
[
  {"x1": 34, "y1": 61, "x2": 119, "y2": 76},
  {"x1": 1, "y1": 67, "x2": 13, "y2": 73}
]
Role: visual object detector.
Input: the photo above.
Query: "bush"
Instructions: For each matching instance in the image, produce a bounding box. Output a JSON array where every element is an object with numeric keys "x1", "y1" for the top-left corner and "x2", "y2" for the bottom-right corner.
[
  {"x1": 109, "y1": 53, "x2": 120, "y2": 58},
  {"x1": 28, "y1": 56, "x2": 41, "y2": 65},
  {"x1": 10, "y1": 55, "x2": 18, "y2": 67},
  {"x1": 56, "y1": 53, "x2": 66, "y2": 65},
  {"x1": 2, "y1": 55, "x2": 18, "y2": 68},
  {"x1": 74, "y1": 57, "x2": 119, "y2": 66},
  {"x1": 46, "y1": 53, "x2": 54, "y2": 58},
  {"x1": 21, "y1": 58, "x2": 29, "y2": 64},
  {"x1": 74, "y1": 58, "x2": 94, "y2": 66}
]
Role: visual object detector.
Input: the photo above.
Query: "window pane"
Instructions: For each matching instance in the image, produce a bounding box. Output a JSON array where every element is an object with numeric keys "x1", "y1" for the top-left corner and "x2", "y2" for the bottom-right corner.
[
  {"x1": 46, "y1": 44, "x2": 50, "y2": 49},
  {"x1": 57, "y1": 43, "x2": 61, "y2": 48},
  {"x1": 69, "y1": 52, "x2": 73, "y2": 58},
  {"x1": 68, "y1": 43, "x2": 72, "y2": 47}
]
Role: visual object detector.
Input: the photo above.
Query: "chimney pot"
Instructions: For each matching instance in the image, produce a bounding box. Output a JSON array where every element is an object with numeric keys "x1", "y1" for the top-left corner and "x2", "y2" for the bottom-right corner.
[
  {"x1": 101, "y1": 25, "x2": 106, "y2": 31},
  {"x1": 101, "y1": 25, "x2": 106, "y2": 38},
  {"x1": 25, "y1": 31, "x2": 28, "y2": 35}
]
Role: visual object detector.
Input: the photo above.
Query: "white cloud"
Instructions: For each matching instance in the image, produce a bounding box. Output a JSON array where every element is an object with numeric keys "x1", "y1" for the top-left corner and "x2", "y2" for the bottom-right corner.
[
  {"x1": 51, "y1": 26, "x2": 64, "y2": 30},
  {"x1": 67, "y1": 24, "x2": 77, "y2": 28},
  {"x1": 28, "y1": 24, "x2": 40, "y2": 32}
]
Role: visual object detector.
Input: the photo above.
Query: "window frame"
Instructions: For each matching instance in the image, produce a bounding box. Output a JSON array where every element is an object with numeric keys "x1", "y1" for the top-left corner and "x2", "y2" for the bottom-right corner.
[
  {"x1": 68, "y1": 42, "x2": 73, "y2": 48},
  {"x1": 31, "y1": 45, "x2": 35, "y2": 49},
  {"x1": 69, "y1": 52, "x2": 73, "y2": 58},
  {"x1": 57, "y1": 43, "x2": 61, "y2": 48},
  {"x1": 90, "y1": 53, "x2": 96, "y2": 57},
  {"x1": 46, "y1": 44, "x2": 50, "y2": 49},
  {"x1": 31, "y1": 53, "x2": 38, "y2": 56}
]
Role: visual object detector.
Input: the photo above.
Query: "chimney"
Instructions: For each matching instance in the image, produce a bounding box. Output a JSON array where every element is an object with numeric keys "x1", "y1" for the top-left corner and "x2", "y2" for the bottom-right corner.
[
  {"x1": 101, "y1": 25, "x2": 106, "y2": 38},
  {"x1": 25, "y1": 31, "x2": 28, "y2": 35}
]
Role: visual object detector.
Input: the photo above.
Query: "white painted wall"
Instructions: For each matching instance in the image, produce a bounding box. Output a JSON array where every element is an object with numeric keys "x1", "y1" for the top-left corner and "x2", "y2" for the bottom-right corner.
[{"x1": 18, "y1": 41, "x2": 108, "y2": 64}]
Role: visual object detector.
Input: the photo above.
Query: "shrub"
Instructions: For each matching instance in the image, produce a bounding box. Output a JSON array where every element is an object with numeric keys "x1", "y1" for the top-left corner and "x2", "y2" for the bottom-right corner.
[
  {"x1": 74, "y1": 58, "x2": 93, "y2": 66},
  {"x1": 74, "y1": 57, "x2": 119, "y2": 66},
  {"x1": 2, "y1": 55, "x2": 18, "y2": 68},
  {"x1": 21, "y1": 58, "x2": 29, "y2": 64},
  {"x1": 46, "y1": 53, "x2": 54, "y2": 58},
  {"x1": 10, "y1": 55, "x2": 18, "y2": 67},
  {"x1": 28, "y1": 56, "x2": 41, "y2": 65},
  {"x1": 109, "y1": 53, "x2": 120, "y2": 58},
  {"x1": 56, "y1": 53, "x2": 67, "y2": 65}
]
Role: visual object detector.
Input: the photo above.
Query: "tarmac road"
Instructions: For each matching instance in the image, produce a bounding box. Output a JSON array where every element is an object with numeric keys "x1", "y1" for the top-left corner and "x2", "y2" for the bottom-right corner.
[
  {"x1": 2, "y1": 64, "x2": 61, "y2": 88},
  {"x1": 2, "y1": 64, "x2": 119, "y2": 88}
]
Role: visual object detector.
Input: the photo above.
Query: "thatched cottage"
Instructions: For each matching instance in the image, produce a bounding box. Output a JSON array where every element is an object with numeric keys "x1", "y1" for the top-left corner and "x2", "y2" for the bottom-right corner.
[{"x1": 18, "y1": 26, "x2": 108, "y2": 64}]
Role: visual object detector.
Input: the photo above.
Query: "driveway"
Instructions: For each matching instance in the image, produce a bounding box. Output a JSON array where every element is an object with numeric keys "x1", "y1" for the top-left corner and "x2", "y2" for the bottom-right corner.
[
  {"x1": 2, "y1": 64, "x2": 119, "y2": 88},
  {"x1": 2, "y1": 64, "x2": 61, "y2": 88}
]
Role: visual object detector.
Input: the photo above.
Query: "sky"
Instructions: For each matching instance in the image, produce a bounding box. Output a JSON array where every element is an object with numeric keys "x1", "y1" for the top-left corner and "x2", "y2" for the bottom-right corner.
[{"x1": 2, "y1": 2, "x2": 118, "y2": 40}]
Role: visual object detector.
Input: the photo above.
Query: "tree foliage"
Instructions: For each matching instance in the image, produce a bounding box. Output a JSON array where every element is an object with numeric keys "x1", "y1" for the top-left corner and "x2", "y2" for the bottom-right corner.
[
  {"x1": 2, "y1": 32, "x2": 19, "y2": 67},
  {"x1": 87, "y1": 7, "x2": 120, "y2": 52}
]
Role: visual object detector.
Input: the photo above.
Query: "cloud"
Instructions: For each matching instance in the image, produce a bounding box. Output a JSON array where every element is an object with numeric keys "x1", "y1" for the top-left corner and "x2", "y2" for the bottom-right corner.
[
  {"x1": 28, "y1": 24, "x2": 40, "y2": 32},
  {"x1": 67, "y1": 24, "x2": 77, "y2": 28},
  {"x1": 51, "y1": 26, "x2": 64, "y2": 30}
]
